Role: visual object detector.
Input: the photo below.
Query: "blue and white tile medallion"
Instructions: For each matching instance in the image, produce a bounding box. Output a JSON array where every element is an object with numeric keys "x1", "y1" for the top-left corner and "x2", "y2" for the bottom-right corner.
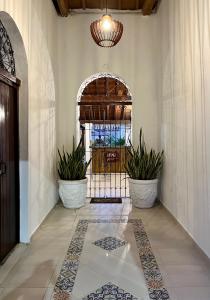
[
  {"x1": 82, "y1": 282, "x2": 138, "y2": 300},
  {"x1": 93, "y1": 236, "x2": 127, "y2": 251}
]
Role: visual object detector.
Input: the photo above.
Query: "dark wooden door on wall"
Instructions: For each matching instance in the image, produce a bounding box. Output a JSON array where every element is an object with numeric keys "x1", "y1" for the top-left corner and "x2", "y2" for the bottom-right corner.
[{"x1": 0, "y1": 69, "x2": 20, "y2": 263}]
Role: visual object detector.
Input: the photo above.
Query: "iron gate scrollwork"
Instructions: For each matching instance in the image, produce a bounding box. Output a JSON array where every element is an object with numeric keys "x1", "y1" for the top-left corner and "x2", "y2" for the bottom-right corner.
[{"x1": 0, "y1": 20, "x2": 16, "y2": 76}]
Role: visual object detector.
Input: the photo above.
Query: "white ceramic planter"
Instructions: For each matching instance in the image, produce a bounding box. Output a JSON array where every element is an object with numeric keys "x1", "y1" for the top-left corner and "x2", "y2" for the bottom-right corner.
[
  {"x1": 58, "y1": 178, "x2": 88, "y2": 209},
  {"x1": 129, "y1": 178, "x2": 158, "y2": 208}
]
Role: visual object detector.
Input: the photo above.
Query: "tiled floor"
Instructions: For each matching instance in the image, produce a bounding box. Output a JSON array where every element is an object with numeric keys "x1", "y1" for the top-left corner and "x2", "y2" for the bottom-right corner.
[{"x1": 0, "y1": 199, "x2": 209, "y2": 299}]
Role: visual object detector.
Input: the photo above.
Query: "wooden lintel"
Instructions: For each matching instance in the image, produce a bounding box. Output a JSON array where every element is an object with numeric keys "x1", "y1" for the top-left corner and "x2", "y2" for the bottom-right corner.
[
  {"x1": 78, "y1": 101, "x2": 132, "y2": 106},
  {"x1": 80, "y1": 120, "x2": 131, "y2": 124},
  {"x1": 80, "y1": 95, "x2": 132, "y2": 102},
  {"x1": 142, "y1": 0, "x2": 156, "y2": 15},
  {"x1": 52, "y1": 0, "x2": 69, "y2": 17}
]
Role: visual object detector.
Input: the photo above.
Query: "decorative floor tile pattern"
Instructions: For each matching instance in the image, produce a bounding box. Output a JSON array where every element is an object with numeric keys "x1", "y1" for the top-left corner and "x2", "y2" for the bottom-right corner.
[
  {"x1": 53, "y1": 220, "x2": 88, "y2": 297},
  {"x1": 93, "y1": 236, "x2": 127, "y2": 251},
  {"x1": 82, "y1": 282, "x2": 138, "y2": 300},
  {"x1": 52, "y1": 219, "x2": 170, "y2": 300}
]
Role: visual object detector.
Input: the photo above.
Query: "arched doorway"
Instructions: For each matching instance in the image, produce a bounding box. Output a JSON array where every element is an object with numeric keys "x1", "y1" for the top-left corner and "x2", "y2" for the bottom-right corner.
[
  {"x1": 0, "y1": 13, "x2": 29, "y2": 243},
  {"x1": 77, "y1": 73, "x2": 132, "y2": 200}
]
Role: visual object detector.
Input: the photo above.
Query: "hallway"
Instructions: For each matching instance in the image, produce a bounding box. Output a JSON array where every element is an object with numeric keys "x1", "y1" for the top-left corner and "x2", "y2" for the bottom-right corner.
[
  {"x1": 1, "y1": 1, "x2": 210, "y2": 299},
  {"x1": 0, "y1": 200, "x2": 209, "y2": 300}
]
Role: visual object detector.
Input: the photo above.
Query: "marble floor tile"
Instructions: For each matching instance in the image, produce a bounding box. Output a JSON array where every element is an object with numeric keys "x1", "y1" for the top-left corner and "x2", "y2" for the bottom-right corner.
[
  {"x1": 73, "y1": 239, "x2": 149, "y2": 298},
  {"x1": 52, "y1": 219, "x2": 168, "y2": 300},
  {"x1": 0, "y1": 244, "x2": 29, "y2": 285},
  {"x1": 168, "y1": 287, "x2": 210, "y2": 300},
  {"x1": 1, "y1": 262, "x2": 55, "y2": 288},
  {"x1": 0, "y1": 201, "x2": 209, "y2": 300},
  {"x1": 71, "y1": 263, "x2": 147, "y2": 300},
  {"x1": 157, "y1": 248, "x2": 209, "y2": 266},
  {"x1": 163, "y1": 265, "x2": 210, "y2": 287},
  {"x1": 76, "y1": 203, "x2": 123, "y2": 216},
  {"x1": 43, "y1": 287, "x2": 54, "y2": 300},
  {"x1": 0, "y1": 287, "x2": 46, "y2": 300}
]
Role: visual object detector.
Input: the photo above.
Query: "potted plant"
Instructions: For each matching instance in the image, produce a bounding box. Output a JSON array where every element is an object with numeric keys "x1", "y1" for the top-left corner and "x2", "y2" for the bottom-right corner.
[
  {"x1": 125, "y1": 129, "x2": 164, "y2": 208},
  {"x1": 57, "y1": 137, "x2": 91, "y2": 209}
]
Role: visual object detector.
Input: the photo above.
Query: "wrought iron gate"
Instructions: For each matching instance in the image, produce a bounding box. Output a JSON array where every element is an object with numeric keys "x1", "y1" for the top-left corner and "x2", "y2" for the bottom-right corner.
[{"x1": 78, "y1": 77, "x2": 132, "y2": 199}]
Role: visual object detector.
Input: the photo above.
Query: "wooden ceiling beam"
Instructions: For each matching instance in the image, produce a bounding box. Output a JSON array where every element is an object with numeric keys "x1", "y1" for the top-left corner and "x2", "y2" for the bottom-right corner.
[
  {"x1": 52, "y1": 0, "x2": 69, "y2": 17},
  {"x1": 106, "y1": 77, "x2": 109, "y2": 96},
  {"x1": 100, "y1": 0, "x2": 104, "y2": 10},
  {"x1": 79, "y1": 98, "x2": 132, "y2": 104},
  {"x1": 96, "y1": 79, "x2": 99, "y2": 95},
  {"x1": 142, "y1": 0, "x2": 156, "y2": 15},
  {"x1": 52, "y1": 0, "x2": 161, "y2": 15},
  {"x1": 118, "y1": 0, "x2": 122, "y2": 10},
  {"x1": 135, "y1": 0, "x2": 139, "y2": 10},
  {"x1": 82, "y1": 0, "x2": 86, "y2": 10}
]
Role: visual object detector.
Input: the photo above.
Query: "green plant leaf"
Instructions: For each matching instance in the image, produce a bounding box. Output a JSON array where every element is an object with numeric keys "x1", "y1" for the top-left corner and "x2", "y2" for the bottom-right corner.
[
  {"x1": 57, "y1": 136, "x2": 92, "y2": 180},
  {"x1": 125, "y1": 128, "x2": 164, "y2": 180}
]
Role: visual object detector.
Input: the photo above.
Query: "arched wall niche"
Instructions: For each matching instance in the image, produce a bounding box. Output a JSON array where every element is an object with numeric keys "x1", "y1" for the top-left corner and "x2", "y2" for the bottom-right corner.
[
  {"x1": 76, "y1": 72, "x2": 133, "y2": 143},
  {"x1": 0, "y1": 12, "x2": 29, "y2": 243}
]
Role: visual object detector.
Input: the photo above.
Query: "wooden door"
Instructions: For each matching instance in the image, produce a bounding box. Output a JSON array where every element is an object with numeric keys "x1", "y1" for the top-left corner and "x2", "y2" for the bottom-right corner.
[{"x1": 0, "y1": 69, "x2": 20, "y2": 263}]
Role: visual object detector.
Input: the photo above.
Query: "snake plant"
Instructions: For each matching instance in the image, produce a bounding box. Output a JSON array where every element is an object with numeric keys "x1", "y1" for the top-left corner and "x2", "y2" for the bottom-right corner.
[
  {"x1": 58, "y1": 137, "x2": 91, "y2": 180},
  {"x1": 125, "y1": 128, "x2": 164, "y2": 180}
]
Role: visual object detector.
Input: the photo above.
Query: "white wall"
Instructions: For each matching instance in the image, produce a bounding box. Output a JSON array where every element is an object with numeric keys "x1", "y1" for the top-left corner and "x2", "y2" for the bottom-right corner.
[
  {"x1": 158, "y1": 0, "x2": 210, "y2": 258},
  {"x1": 0, "y1": 0, "x2": 58, "y2": 241},
  {"x1": 57, "y1": 14, "x2": 160, "y2": 151},
  {"x1": 3, "y1": 0, "x2": 209, "y2": 260}
]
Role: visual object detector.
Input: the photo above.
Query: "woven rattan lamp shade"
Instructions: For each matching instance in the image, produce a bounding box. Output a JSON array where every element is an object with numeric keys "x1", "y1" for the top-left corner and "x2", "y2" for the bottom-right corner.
[{"x1": 90, "y1": 14, "x2": 123, "y2": 48}]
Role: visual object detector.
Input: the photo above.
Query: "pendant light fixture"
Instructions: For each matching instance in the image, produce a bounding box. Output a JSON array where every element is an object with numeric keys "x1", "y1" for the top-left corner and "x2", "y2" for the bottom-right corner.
[{"x1": 90, "y1": 0, "x2": 123, "y2": 48}]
